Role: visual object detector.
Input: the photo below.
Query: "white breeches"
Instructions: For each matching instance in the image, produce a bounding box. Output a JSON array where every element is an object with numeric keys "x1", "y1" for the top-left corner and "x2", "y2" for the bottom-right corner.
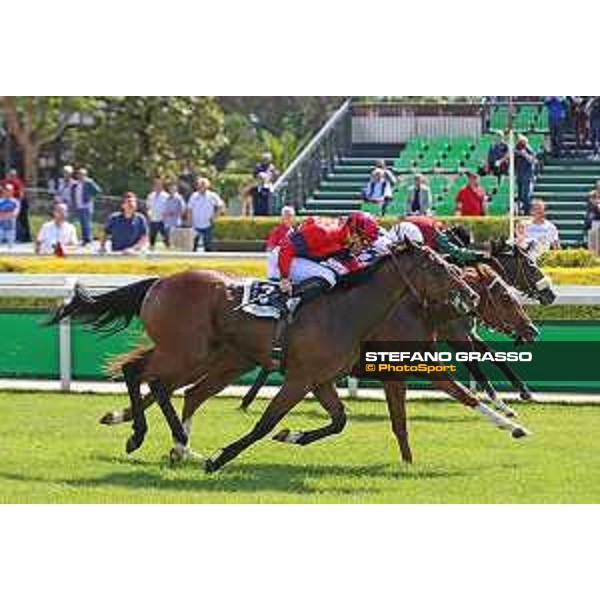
[
  {"x1": 267, "y1": 249, "x2": 281, "y2": 280},
  {"x1": 268, "y1": 250, "x2": 337, "y2": 287}
]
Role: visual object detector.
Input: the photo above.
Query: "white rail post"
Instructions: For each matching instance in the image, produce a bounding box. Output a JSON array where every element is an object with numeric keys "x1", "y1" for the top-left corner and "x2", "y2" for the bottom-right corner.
[
  {"x1": 348, "y1": 377, "x2": 359, "y2": 399},
  {"x1": 59, "y1": 278, "x2": 76, "y2": 392}
]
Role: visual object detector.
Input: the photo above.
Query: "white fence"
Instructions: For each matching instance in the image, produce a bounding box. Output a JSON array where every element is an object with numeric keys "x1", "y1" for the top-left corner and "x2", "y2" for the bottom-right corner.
[{"x1": 2, "y1": 274, "x2": 600, "y2": 392}]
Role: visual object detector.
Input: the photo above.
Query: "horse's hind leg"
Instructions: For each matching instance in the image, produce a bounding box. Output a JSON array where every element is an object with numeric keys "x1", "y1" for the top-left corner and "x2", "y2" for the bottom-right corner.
[
  {"x1": 384, "y1": 381, "x2": 413, "y2": 464},
  {"x1": 149, "y1": 380, "x2": 187, "y2": 447},
  {"x1": 123, "y1": 357, "x2": 149, "y2": 455},
  {"x1": 272, "y1": 382, "x2": 347, "y2": 447}
]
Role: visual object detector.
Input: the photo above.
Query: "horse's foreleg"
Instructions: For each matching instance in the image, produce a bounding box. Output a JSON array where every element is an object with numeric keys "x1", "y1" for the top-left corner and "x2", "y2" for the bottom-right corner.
[
  {"x1": 204, "y1": 382, "x2": 307, "y2": 474},
  {"x1": 273, "y1": 382, "x2": 347, "y2": 447},
  {"x1": 429, "y1": 373, "x2": 531, "y2": 439},
  {"x1": 384, "y1": 381, "x2": 413, "y2": 464},
  {"x1": 170, "y1": 359, "x2": 251, "y2": 465},
  {"x1": 471, "y1": 337, "x2": 533, "y2": 402},
  {"x1": 463, "y1": 359, "x2": 518, "y2": 418}
]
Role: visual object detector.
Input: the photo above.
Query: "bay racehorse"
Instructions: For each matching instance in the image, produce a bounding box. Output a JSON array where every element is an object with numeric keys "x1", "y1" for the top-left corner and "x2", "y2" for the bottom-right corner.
[{"x1": 49, "y1": 242, "x2": 483, "y2": 465}]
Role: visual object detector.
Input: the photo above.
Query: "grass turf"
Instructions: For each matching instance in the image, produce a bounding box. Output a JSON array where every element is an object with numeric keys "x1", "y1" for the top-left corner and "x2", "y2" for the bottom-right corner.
[{"x1": 0, "y1": 392, "x2": 599, "y2": 504}]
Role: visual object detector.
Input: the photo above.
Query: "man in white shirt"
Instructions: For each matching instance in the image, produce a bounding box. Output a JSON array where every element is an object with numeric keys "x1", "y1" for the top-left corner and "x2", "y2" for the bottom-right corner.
[
  {"x1": 35, "y1": 203, "x2": 78, "y2": 255},
  {"x1": 188, "y1": 178, "x2": 225, "y2": 252},
  {"x1": 146, "y1": 178, "x2": 170, "y2": 250},
  {"x1": 525, "y1": 199, "x2": 561, "y2": 258}
]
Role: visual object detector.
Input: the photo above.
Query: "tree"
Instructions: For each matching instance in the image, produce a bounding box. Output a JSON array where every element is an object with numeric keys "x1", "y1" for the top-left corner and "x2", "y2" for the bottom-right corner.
[
  {"x1": 0, "y1": 96, "x2": 100, "y2": 186},
  {"x1": 71, "y1": 96, "x2": 226, "y2": 195}
]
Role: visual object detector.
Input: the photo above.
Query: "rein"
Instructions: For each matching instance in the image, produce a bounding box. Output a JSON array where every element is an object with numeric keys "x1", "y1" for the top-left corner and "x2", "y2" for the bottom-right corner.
[{"x1": 473, "y1": 264, "x2": 516, "y2": 336}]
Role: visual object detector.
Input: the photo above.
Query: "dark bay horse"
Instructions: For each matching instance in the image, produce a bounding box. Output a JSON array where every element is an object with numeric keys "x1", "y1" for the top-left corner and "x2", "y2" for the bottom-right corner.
[
  {"x1": 197, "y1": 263, "x2": 537, "y2": 470},
  {"x1": 98, "y1": 243, "x2": 547, "y2": 468},
  {"x1": 49, "y1": 243, "x2": 480, "y2": 463}
]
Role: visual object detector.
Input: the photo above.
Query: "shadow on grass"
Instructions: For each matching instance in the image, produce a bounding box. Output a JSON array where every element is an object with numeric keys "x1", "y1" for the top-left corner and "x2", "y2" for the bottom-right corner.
[
  {"x1": 0, "y1": 459, "x2": 474, "y2": 498},
  {"x1": 250, "y1": 407, "x2": 478, "y2": 426}
]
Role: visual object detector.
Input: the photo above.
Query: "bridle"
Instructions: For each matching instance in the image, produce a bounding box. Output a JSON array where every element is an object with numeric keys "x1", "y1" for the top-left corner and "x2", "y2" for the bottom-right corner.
[
  {"x1": 388, "y1": 246, "x2": 474, "y2": 316},
  {"x1": 473, "y1": 264, "x2": 522, "y2": 337},
  {"x1": 496, "y1": 247, "x2": 552, "y2": 301}
]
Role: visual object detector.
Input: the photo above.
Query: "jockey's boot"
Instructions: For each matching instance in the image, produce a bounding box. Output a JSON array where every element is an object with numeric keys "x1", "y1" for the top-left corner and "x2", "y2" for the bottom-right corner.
[{"x1": 290, "y1": 278, "x2": 332, "y2": 313}]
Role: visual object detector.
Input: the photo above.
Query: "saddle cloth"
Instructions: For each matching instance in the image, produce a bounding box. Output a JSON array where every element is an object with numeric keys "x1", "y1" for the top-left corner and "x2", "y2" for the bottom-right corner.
[{"x1": 240, "y1": 280, "x2": 291, "y2": 320}]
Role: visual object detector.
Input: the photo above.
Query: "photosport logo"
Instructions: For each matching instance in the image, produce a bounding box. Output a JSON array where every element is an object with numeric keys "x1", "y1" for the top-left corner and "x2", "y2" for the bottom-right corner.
[{"x1": 359, "y1": 341, "x2": 600, "y2": 384}]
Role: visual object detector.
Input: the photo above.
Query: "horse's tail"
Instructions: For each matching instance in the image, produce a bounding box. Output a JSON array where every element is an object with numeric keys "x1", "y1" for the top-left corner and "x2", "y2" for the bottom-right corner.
[{"x1": 45, "y1": 278, "x2": 159, "y2": 336}]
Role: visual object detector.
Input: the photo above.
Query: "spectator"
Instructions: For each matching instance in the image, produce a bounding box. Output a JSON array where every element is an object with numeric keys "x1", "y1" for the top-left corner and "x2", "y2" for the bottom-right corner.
[
  {"x1": 363, "y1": 168, "x2": 393, "y2": 216},
  {"x1": 35, "y1": 203, "x2": 78, "y2": 255},
  {"x1": 266, "y1": 206, "x2": 296, "y2": 280},
  {"x1": 0, "y1": 183, "x2": 20, "y2": 249},
  {"x1": 71, "y1": 168, "x2": 101, "y2": 246},
  {"x1": 146, "y1": 178, "x2": 170, "y2": 250},
  {"x1": 570, "y1": 97, "x2": 588, "y2": 149},
  {"x1": 406, "y1": 173, "x2": 432, "y2": 216},
  {"x1": 163, "y1": 182, "x2": 186, "y2": 242},
  {"x1": 101, "y1": 192, "x2": 148, "y2": 254},
  {"x1": 525, "y1": 199, "x2": 561, "y2": 257},
  {"x1": 487, "y1": 133, "x2": 510, "y2": 178},
  {"x1": 545, "y1": 96, "x2": 567, "y2": 157},
  {"x1": 374, "y1": 160, "x2": 397, "y2": 188},
  {"x1": 188, "y1": 178, "x2": 225, "y2": 252},
  {"x1": 246, "y1": 172, "x2": 273, "y2": 216},
  {"x1": 56, "y1": 165, "x2": 76, "y2": 206},
  {"x1": 254, "y1": 152, "x2": 279, "y2": 184},
  {"x1": 584, "y1": 180, "x2": 600, "y2": 233},
  {"x1": 589, "y1": 98, "x2": 600, "y2": 160},
  {"x1": 456, "y1": 172, "x2": 488, "y2": 217},
  {"x1": 515, "y1": 135, "x2": 538, "y2": 215},
  {"x1": 1, "y1": 168, "x2": 25, "y2": 200},
  {"x1": 2, "y1": 169, "x2": 30, "y2": 242}
]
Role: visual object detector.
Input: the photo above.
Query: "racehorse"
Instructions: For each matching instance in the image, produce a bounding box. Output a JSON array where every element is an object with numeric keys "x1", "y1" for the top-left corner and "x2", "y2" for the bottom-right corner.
[
  {"x1": 97, "y1": 240, "x2": 549, "y2": 468},
  {"x1": 48, "y1": 241, "x2": 481, "y2": 465},
  {"x1": 199, "y1": 263, "x2": 538, "y2": 470},
  {"x1": 239, "y1": 239, "x2": 554, "y2": 416}
]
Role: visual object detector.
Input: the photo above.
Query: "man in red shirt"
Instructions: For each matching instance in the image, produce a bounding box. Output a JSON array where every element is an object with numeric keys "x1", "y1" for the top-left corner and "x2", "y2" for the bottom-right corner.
[
  {"x1": 456, "y1": 172, "x2": 488, "y2": 217},
  {"x1": 266, "y1": 206, "x2": 296, "y2": 280},
  {"x1": 1, "y1": 169, "x2": 25, "y2": 200}
]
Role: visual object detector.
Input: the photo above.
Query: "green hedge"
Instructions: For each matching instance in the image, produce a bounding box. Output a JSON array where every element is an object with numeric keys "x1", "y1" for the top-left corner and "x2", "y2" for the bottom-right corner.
[
  {"x1": 215, "y1": 217, "x2": 511, "y2": 242},
  {"x1": 539, "y1": 249, "x2": 598, "y2": 268}
]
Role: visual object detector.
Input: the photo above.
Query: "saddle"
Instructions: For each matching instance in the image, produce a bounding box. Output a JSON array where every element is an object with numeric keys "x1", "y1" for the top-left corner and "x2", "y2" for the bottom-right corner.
[{"x1": 237, "y1": 280, "x2": 300, "y2": 371}]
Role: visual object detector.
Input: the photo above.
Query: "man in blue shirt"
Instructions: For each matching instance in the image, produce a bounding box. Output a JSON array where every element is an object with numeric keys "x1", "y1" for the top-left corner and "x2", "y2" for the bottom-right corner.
[
  {"x1": 101, "y1": 192, "x2": 149, "y2": 254},
  {"x1": 71, "y1": 168, "x2": 102, "y2": 245},
  {"x1": 545, "y1": 97, "x2": 567, "y2": 157},
  {"x1": 515, "y1": 135, "x2": 538, "y2": 215}
]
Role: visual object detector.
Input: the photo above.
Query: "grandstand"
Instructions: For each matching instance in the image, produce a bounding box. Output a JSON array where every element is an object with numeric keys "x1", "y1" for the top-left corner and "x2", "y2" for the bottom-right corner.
[{"x1": 285, "y1": 100, "x2": 600, "y2": 247}]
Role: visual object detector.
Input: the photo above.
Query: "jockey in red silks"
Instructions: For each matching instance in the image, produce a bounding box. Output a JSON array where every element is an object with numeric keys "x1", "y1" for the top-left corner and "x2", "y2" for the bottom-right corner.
[{"x1": 276, "y1": 212, "x2": 380, "y2": 302}]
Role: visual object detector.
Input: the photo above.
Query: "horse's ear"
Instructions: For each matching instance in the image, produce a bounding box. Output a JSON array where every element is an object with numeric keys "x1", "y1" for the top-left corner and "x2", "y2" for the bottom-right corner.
[
  {"x1": 490, "y1": 239, "x2": 499, "y2": 255},
  {"x1": 526, "y1": 240, "x2": 536, "y2": 256}
]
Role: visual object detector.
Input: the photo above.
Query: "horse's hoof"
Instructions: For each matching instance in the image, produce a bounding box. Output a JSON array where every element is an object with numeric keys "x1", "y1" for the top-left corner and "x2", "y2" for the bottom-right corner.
[
  {"x1": 273, "y1": 429, "x2": 291, "y2": 443},
  {"x1": 169, "y1": 447, "x2": 185, "y2": 467},
  {"x1": 505, "y1": 409, "x2": 518, "y2": 419},
  {"x1": 100, "y1": 411, "x2": 123, "y2": 426},
  {"x1": 512, "y1": 427, "x2": 531, "y2": 440},
  {"x1": 126, "y1": 436, "x2": 144, "y2": 455},
  {"x1": 520, "y1": 391, "x2": 534, "y2": 402},
  {"x1": 203, "y1": 458, "x2": 217, "y2": 474},
  {"x1": 273, "y1": 430, "x2": 304, "y2": 444}
]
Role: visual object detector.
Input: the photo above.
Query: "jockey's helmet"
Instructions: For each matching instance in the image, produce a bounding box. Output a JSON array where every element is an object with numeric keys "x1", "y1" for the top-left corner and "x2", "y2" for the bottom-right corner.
[
  {"x1": 347, "y1": 212, "x2": 379, "y2": 244},
  {"x1": 389, "y1": 221, "x2": 425, "y2": 245}
]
